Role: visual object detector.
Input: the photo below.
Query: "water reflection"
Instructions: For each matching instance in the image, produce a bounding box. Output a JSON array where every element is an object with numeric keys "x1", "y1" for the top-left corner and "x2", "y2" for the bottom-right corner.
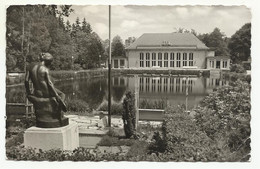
[{"x1": 6, "y1": 75, "x2": 229, "y2": 111}]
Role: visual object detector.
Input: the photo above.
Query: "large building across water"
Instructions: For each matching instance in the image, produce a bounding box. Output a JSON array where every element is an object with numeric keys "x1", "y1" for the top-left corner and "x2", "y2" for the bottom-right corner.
[{"x1": 111, "y1": 33, "x2": 230, "y2": 70}]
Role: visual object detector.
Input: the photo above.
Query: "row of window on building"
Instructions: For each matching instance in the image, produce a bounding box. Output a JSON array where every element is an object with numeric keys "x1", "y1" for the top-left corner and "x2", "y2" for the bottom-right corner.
[
  {"x1": 209, "y1": 60, "x2": 228, "y2": 69},
  {"x1": 140, "y1": 52, "x2": 194, "y2": 68}
]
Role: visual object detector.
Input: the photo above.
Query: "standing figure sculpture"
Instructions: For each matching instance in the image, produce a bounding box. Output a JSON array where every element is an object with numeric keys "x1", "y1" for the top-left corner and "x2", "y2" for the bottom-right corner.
[{"x1": 25, "y1": 53, "x2": 69, "y2": 128}]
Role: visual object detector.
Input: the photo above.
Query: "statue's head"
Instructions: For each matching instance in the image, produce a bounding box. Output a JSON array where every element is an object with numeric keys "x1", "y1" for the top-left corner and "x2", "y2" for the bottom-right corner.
[{"x1": 40, "y1": 53, "x2": 53, "y2": 67}]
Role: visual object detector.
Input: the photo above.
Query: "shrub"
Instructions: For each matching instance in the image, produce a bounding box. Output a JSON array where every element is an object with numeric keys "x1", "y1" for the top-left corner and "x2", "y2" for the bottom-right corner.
[
  {"x1": 161, "y1": 106, "x2": 224, "y2": 161},
  {"x1": 97, "y1": 135, "x2": 136, "y2": 147},
  {"x1": 230, "y1": 64, "x2": 246, "y2": 73},
  {"x1": 122, "y1": 91, "x2": 136, "y2": 138},
  {"x1": 195, "y1": 80, "x2": 251, "y2": 160},
  {"x1": 98, "y1": 102, "x2": 124, "y2": 115},
  {"x1": 66, "y1": 98, "x2": 90, "y2": 113},
  {"x1": 139, "y1": 98, "x2": 167, "y2": 109}
]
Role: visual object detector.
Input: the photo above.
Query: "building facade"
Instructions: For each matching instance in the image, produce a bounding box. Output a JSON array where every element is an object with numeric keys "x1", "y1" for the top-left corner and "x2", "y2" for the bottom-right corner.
[{"x1": 125, "y1": 33, "x2": 230, "y2": 70}]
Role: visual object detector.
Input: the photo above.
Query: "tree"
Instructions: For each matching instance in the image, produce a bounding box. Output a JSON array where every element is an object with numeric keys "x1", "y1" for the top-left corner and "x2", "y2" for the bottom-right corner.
[
  {"x1": 75, "y1": 17, "x2": 81, "y2": 32},
  {"x1": 228, "y1": 23, "x2": 251, "y2": 63},
  {"x1": 82, "y1": 18, "x2": 92, "y2": 34},
  {"x1": 6, "y1": 5, "x2": 74, "y2": 71},
  {"x1": 198, "y1": 28, "x2": 229, "y2": 56},
  {"x1": 111, "y1": 35, "x2": 125, "y2": 57}
]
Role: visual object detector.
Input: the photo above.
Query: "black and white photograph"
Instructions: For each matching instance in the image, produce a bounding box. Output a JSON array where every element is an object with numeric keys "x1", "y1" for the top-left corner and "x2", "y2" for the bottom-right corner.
[{"x1": 1, "y1": 1, "x2": 260, "y2": 169}]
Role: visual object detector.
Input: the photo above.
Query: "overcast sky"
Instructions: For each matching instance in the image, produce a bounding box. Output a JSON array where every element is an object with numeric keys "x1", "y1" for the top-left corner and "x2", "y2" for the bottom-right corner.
[{"x1": 66, "y1": 5, "x2": 251, "y2": 41}]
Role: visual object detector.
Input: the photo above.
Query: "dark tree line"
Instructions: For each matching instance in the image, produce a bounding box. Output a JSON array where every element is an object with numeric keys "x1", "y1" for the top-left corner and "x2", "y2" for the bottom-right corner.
[
  {"x1": 174, "y1": 24, "x2": 251, "y2": 63},
  {"x1": 6, "y1": 5, "x2": 106, "y2": 72}
]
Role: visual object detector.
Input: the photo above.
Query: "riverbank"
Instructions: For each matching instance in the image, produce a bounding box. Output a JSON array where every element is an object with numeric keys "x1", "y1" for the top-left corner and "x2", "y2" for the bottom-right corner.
[{"x1": 6, "y1": 68, "x2": 212, "y2": 86}]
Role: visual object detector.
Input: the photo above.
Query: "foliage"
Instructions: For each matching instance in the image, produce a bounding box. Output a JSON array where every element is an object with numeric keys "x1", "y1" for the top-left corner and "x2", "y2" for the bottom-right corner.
[
  {"x1": 97, "y1": 136, "x2": 136, "y2": 147},
  {"x1": 228, "y1": 23, "x2": 251, "y2": 63},
  {"x1": 195, "y1": 80, "x2": 251, "y2": 154},
  {"x1": 98, "y1": 102, "x2": 124, "y2": 115},
  {"x1": 230, "y1": 63, "x2": 246, "y2": 73},
  {"x1": 148, "y1": 131, "x2": 166, "y2": 154},
  {"x1": 6, "y1": 5, "x2": 105, "y2": 72},
  {"x1": 139, "y1": 98, "x2": 167, "y2": 109},
  {"x1": 198, "y1": 27, "x2": 229, "y2": 56},
  {"x1": 6, "y1": 132, "x2": 24, "y2": 148},
  {"x1": 122, "y1": 91, "x2": 137, "y2": 138},
  {"x1": 111, "y1": 35, "x2": 126, "y2": 58},
  {"x1": 126, "y1": 140, "x2": 149, "y2": 158},
  {"x1": 160, "y1": 106, "x2": 224, "y2": 161},
  {"x1": 66, "y1": 98, "x2": 90, "y2": 113}
]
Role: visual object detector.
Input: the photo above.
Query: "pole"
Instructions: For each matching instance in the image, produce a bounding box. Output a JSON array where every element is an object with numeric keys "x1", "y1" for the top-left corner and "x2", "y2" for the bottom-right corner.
[{"x1": 108, "y1": 5, "x2": 112, "y2": 127}]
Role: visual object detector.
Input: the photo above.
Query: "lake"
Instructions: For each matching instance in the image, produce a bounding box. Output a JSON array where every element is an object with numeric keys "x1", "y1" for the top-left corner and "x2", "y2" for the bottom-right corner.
[
  {"x1": 6, "y1": 76, "x2": 229, "y2": 109},
  {"x1": 6, "y1": 75, "x2": 229, "y2": 111}
]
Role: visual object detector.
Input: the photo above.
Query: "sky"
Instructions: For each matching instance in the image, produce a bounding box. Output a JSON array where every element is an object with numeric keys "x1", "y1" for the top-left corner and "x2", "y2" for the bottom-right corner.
[{"x1": 66, "y1": 5, "x2": 251, "y2": 41}]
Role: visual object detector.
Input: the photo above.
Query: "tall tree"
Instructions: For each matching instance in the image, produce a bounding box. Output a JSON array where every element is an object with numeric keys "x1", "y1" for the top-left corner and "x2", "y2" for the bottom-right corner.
[
  {"x1": 228, "y1": 23, "x2": 251, "y2": 63},
  {"x1": 75, "y1": 17, "x2": 81, "y2": 32},
  {"x1": 111, "y1": 35, "x2": 125, "y2": 57},
  {"x1": 6, "y1": 5, "x2": 74, "y2": 71},
  {"x1": 198, "y1": 28, "x2": 229, "y2": 56},
  {"x1": 82, "y1": 18, "x2": 92, "y2": 34}
]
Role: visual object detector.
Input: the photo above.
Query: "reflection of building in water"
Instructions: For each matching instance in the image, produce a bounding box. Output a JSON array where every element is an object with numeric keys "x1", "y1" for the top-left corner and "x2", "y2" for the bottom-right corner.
[
  {"x1": 112, "y1": 77, "x2": 127, "y2": 86},
  {"x1": 205, "y1": 78, "x2": 229, "y2": 93},
  {"x1": 109, "y1": 76, "x2": 229, "y2": 109},
  {"x1": 138, "y1": 76, "x2": 206, "y2": 95}
]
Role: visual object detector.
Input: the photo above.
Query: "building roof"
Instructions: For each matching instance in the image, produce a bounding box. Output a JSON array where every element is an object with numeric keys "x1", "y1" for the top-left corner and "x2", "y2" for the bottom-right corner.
[{"x1": 126, "y1": 33, "x2": 209, "y2": 50}]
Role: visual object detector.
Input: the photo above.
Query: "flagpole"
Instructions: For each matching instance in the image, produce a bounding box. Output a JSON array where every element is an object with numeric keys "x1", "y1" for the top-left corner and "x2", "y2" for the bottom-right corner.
[{"x1": 108, "y1": 5, "x2": 112, "y2": 127}]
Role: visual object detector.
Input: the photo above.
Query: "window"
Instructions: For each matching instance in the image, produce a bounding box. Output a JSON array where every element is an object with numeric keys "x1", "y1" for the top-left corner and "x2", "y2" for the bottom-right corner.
[
  {"x1": 120, "y1": 59, "x2": 125, "y2": 67},
  {"x1": 164, "y1": 53, "x2": 168, "y2": 67},
  {"x1": 158, "y1": 53, "x2": 162, "y2": 67},
  {"x1": 223, "y1": 60, "x2": 227, "y2": 68},
  {"x1": 189, "y1": 53, "x2": 193, "y2": 66},
  {"x1": 210, "y1": 60, "x2": 214, "y2": 68},
  {"x1": 114, "y1": 59, "x2": 118, "y2": 68},
  {"x1": 140, "y1": 53, "x2": 144, "y2": 67},
  {"x1": 183, "y1": 53, "x2": 187, "y2": 66},
  {"x1": 170, "y1": 53, "x2": 174, "y2": 67},
  {"x1": 176, "y1": 53, "x2": 181, "y2": 67},
  {"x1": 146, "y1": 53, "x2": 150, "y2": 67},
  {"x1": 152, "y1": 53, "x2": 156, "y2": 67}
]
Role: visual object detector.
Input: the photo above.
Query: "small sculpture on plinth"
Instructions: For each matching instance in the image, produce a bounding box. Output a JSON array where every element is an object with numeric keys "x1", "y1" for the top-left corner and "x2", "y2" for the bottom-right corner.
[{"x1": 25, "y1": 53, "x2": 69, "y2": 128}]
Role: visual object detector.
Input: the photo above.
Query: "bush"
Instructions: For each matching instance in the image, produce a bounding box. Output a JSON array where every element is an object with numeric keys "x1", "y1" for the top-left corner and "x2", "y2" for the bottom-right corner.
[
  {"x1": 230, "y1": 64, "x2": 246, "y2": 73},
  {"x1": 160, "y1": 106, "x2": 224, "y2": 161},
  {"x1": 195, "y1": 80, "x2": 251, "y2": 156},
  {"x1": 98, "y1": 102, "x2": 124, "y2": 115},
  {"x1": 66, "y1": 98, "x2": 90, "y2": 113},
  {"x1": 139, "y1": 98, "x2": 167, "y2": 109},
  {"x1": 97, "y1": 135, "x2": 136, "y2": 147}
]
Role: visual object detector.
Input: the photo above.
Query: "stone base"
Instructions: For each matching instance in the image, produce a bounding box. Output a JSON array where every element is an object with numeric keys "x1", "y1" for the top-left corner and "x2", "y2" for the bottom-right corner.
[{"x1": 24, "y1": 122, "x2": 79, "y2": 151}]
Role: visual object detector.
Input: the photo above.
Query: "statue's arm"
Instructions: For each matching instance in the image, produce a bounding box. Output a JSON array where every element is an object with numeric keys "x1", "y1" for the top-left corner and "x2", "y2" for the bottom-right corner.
[
  {"x1": 24, "y1": 69, "x2": 31, "y2": 95},
  {"x1": 45, "y1": 70, "x2": 60, "y2": 99}
]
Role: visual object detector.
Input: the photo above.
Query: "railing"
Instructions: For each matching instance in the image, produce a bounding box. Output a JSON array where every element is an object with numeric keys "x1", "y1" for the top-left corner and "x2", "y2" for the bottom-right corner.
[{"x1": 6, "y1": 100, "x2": 34, "y2": 118}]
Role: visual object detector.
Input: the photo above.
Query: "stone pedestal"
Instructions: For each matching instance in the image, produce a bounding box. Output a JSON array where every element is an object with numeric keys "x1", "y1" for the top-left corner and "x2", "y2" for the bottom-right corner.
[{"x1": 24, "y1": 122, "x2": 79, "y2": 151}]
